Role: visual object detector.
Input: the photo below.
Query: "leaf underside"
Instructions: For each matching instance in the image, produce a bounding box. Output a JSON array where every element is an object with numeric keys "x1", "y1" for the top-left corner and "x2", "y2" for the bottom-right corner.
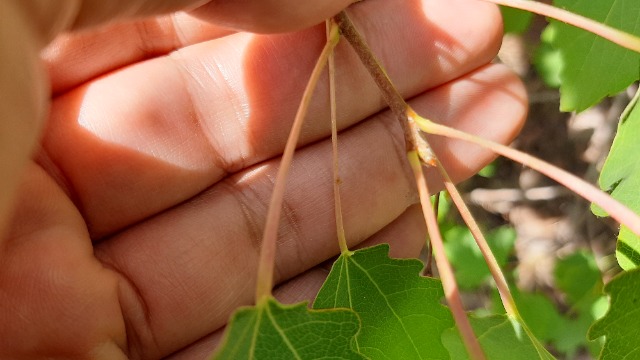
[
  {"x1": 214, "y1": 244, "x2": 561, "y2": 359},
  {"x1": 213, "y1": 298, "x2": 365, "y2": 360},
  {"x1": 313, "y1": 244, "x2": 454, "y2": 360}
]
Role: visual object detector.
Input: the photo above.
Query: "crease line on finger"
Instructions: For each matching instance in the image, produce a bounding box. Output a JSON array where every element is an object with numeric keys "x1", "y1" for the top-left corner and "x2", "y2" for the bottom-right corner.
[{"x1": 95, "y1": 253, "x2": 159, "y2": 360}]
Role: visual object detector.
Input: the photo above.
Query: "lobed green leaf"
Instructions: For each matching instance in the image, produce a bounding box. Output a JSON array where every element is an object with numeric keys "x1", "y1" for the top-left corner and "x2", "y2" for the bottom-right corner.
[
  {"x1": 213, "y1": 298, "x2": 365, "y2": 360},
  {"x1": 553, "y1": 252, "x2": 606, "y2": 357},
  {"x1": 444, "y1": 225, "x2": 516, "y2": 290},
  {"x1": 550, "y1": 0, "x2": 640, "y2": 112},
  {"x1": 589, "y1": 268, "x2": 640, "y2": 359},
  {"x1": 313, "y1": 244, "x2": 454, "y2": 359},
  {"x1": 594, "y1": 93, "x2": 640, "y2": 270},
  {"x1": 442, "y1": 315, "x2": 554, "y2": 360}
]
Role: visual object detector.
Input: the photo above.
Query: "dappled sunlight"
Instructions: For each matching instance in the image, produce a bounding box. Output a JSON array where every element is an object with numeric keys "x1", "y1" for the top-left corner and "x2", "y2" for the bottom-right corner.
[{"x1": 42, "y1": 59, "x2": 221, "y2": 238}]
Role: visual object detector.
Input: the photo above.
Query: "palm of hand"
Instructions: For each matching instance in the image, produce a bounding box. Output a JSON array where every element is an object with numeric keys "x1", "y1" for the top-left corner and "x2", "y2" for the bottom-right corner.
[{"x1": 1, "y1": 1, "x2": 525, "y2": 359}]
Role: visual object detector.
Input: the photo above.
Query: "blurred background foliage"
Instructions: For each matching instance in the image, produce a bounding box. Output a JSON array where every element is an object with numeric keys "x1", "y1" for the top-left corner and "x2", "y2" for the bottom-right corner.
[{"x1": 437, "y1": 2, "x2": 640, "y2": 357}]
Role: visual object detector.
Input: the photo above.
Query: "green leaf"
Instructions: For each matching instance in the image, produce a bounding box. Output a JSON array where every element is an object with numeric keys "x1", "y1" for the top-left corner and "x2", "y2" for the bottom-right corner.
[
  {"x1": 213, "y1": 297, "x2": 366, "y2": 360},
  {"x1": 442, "y1": 315, "x2": 554, "y2": 360},
  {"x1": 552, "y1": 312, "x2": 602, "y2": 358},
  {"x1": 500, "y1": 5, "x2": 534, "y2": 34},
  {"x1": 616, "y1": 227, "x2": 640, "y2": 270},
  {"x1": 436, "y1": 193, "x2": 453, "y2": 222},
  {"x1": 534, "y1": 23, "x2": 563, "y2": 88},
  {"x1": 485, "y1": 252, "x2": 606, "y2": 357},
  {"x1": 478, "y1": 162, "x2": 497, "y2": 178},
  {"x1": 313, "y1": 244, "x2": 454, "y2": 360},
  {"x1": 513, "y1": 292, "x2": 564, "y2": 344},
  {"x1": 550, "y1": 0, "x2": 640, "y2": 112},
  {"x1": 594, "y1": 92, "x2": 640, "y2": 270},
  {"x1": 444, "y1": 225, "x2": 516, "y2": 290},
  {"x1": 552, "y1": 251, "x2": 605, "y2": 357},
  {"x1": 554, "y1": 251, "x2": 602, "y2": 306},
  {"x1": 589, "y1": 268, "x2": 640, "y2": 359}
]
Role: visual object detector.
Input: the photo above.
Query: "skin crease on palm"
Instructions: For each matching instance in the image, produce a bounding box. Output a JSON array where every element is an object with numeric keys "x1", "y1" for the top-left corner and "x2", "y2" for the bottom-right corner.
[{"x1": 0, "y1": 0, "x2": 527, "y2": 359}]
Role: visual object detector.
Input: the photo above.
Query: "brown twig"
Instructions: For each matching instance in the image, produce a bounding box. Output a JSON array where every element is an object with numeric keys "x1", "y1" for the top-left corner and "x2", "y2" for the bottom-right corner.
[{"x1": 333, "y1": 10, "x2": 435, "y2": 165}]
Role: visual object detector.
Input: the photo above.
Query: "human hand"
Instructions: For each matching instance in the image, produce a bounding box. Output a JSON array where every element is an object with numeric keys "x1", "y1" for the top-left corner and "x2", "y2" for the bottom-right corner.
[{"x1": 0, "y1": 0, "x2": 526, "y2": 358}]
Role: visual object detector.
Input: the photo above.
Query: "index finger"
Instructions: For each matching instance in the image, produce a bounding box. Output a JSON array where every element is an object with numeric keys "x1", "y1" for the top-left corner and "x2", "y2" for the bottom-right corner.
[
  {"x1": 42, "y1": 0, "x2": 505, "y2": 238},
  {"x1": 0, "y1": 0, "x2": 356, "y2": 239}
]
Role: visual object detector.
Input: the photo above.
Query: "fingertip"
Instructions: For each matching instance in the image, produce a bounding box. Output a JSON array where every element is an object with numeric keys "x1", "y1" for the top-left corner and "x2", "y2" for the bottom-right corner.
[
  {"x1": 417, "y1": 63, "x2": 528, "y2": 184},
  {"x1": 189, "y1": 0, "x2": 355, "y2": 33},
  {"x1": 420, "y1": 0, "x2": 504, "y2": 70}
]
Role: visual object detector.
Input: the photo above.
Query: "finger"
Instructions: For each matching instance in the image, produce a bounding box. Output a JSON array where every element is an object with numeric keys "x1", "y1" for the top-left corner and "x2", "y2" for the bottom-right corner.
[
  {"x1": 3, "y1": 0, "x2": 356, "y2": 235},
  {"x1": 69, "y1": 0, "x2": 354, "y2": 33},
  {"x1": 42, "y1": 13, "x2": 235, "y2": 95},
  {"x1": 416, "y1": 64, "x2": 528, "y2": 189},
  {"x1": 94, "y1": 108, "x2": 419, "y2": 358},
  {"x1": 189, "y1": 0, "x2": 354, "y2": 33},
  {"x1": 94, "y1": 62, "x2": 525, "y2": 357},
  {"x1": 42, "y1": 0, "x2": 505, "y2": 238},
  {"x1": 163, "y1": 204, "x2": 427, "y2": 360},
  {"x1": 33, "y1": 0, "x2": 353, "y2": 42},
  {"x1": 0, "y1": 2, "x2": 49, "y2": 238},
  {"x1": 0, "y1": 163, "x2": 127, "y2": 359}
]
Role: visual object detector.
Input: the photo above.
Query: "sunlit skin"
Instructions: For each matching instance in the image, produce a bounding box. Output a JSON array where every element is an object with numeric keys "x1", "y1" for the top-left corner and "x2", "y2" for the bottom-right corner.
[{"x1": 0, "y1": 0, "x2": 526, "y2": 359}]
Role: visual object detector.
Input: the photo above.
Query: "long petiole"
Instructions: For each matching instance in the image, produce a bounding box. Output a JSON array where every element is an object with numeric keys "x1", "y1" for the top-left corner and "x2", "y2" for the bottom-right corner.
[
  {"x1": 435, "y1": 141, "x2": 554, "y2": 358},
  {"x1": 327, "y1": 19, "x2": 349, "y2": 254},
  {"x1": 336, "y1": 10, "x2": 485, "y2": 357},
  {"x1": 436, "y1": 159, "x2": 517, "y2": 317},
  {"x1": 483, "y1": 0, "x2": 640, "y2": 53},
  {"x1": 408, "y1": 151, "x2": 486, "y2": 360},
  {"x1": 423, "y1": 193, "x2": 437, "y2": 277},
  {"x1": 415, "y1": 115, "x2": 640, "y2": 237},
  {"x1": 255, "y1": 23, "x2": 341, "y2": 302}
]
